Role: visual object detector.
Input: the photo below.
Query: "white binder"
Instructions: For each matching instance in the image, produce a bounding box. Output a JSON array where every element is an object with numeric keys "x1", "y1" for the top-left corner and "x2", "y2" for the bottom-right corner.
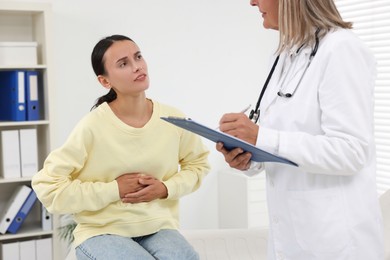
[
  {"x1": 1, "y1": 130, "x2": 21, "y2": 178},
  {"x1": 19, "y1": 128, "x2": 38, "y2": 177},
  {"x1": 41, "y1": 206, "x2": 53, "y2": 231},
  {"x1": 0, "y1": 241, "x2": 20, "y2": 260},
  {"x1": 0, "y1": 185, "x2": 31, "y2": 234},
  {"x1": 20, "y1": 240, "x2": 36, "y2": 260},
  {"x1": 36, "y1": 238, "x2": 53, "y2": 260}
]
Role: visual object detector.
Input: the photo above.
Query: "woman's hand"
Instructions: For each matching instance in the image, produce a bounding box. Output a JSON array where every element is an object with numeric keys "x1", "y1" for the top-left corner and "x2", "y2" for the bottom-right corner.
[
  {"x1": 119, "y1": 175, "x2": 168, "y2": 204},
  {"x1": 116, "y1": 173, "x2": 146, "y2": 199}
]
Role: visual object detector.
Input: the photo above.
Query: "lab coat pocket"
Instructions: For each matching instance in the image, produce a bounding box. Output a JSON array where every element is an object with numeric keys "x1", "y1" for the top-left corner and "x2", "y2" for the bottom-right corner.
[{"x1": 287, "y1": 188, "x2": 351, "y2": 253}]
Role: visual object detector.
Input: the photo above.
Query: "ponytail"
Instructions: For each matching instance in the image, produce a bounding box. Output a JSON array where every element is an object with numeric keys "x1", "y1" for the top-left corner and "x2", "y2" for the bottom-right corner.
[{"x1": 91, "y1": 88, "x2": 117, "y2": 110}]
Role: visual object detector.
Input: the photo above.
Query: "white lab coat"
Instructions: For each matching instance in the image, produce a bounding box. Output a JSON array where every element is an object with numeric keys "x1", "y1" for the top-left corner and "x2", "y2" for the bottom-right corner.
[{"x1": 248, "y1": 29, "x2": 384, "y2": 259}]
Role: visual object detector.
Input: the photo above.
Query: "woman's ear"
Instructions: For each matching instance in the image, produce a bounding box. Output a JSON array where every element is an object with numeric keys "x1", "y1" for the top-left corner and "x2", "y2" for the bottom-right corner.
[{"x1": 97, "y1": 75, "x2": 111, "y2": 89}]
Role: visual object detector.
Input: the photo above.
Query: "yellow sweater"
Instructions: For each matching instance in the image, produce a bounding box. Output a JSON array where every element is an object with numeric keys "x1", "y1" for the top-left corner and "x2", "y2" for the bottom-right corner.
[{"x1": 32, "y1": 101, "x2": 210, "y2": 247}]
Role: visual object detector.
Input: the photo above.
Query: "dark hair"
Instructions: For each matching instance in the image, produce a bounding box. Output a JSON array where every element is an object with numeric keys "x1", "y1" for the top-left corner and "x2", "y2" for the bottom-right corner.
[{"x1": 91, "y1": 35, "x2": 135, "y2": 110}]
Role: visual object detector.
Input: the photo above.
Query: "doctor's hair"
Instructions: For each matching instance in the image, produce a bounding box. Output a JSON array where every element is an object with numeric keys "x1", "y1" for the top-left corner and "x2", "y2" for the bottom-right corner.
[
  {"x1": 277, "y1": 0, "x2": 352, "y2": 53},
  {"x1": 90, "y1": 34, "x2": 135, "y2": 110}
]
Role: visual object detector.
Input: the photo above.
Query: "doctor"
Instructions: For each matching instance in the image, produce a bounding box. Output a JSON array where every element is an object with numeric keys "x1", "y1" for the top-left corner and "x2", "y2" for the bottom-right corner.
[{"x1": 216, "y1": 0, "x2": 384, "y2": 259}]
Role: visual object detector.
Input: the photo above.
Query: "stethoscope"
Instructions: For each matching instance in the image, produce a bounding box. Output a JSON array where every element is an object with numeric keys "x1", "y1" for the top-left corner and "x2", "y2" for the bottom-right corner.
[{"x1": 249, "y1": 29, "x2": 320, "y2": 124}]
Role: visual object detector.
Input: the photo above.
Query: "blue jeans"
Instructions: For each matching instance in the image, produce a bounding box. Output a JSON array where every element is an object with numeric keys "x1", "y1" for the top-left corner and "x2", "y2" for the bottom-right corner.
[{"x1": 75, "y1": 229, "x2": 199, "y2": 260}]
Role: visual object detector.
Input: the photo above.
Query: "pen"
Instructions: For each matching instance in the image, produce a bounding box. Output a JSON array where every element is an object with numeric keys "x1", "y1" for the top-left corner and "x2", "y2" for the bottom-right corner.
[
  {"x1": 215, "y1": 104, "x2": 251, "y2": 130},
  {"x1": 240, "y1": 104, "x2": 251, "y2": 114}
]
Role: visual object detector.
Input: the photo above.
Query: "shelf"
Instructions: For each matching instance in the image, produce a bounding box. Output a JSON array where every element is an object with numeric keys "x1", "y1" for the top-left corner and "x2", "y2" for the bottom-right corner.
[
  {"x1": 0, "y1": 2, "x2": 55, "y2": 258},
  {"x1": 0, "y1": 65, "x2": 47, "y2": 70},
  {"x1": 0, "y1": 120, "x2": 49, "y2": 127},
  {"x1": 0, "y1": 2, "x2": 50, "y2": 13},
  {"x1": 0, "y1": 177, "x2": 32, "y2": 184},
  {"x1": 0, "y1": 226, "x2": 53, "y2": 241},
  {"x1": 0, "y1": 1, "x2": 55, "y2": 260}
]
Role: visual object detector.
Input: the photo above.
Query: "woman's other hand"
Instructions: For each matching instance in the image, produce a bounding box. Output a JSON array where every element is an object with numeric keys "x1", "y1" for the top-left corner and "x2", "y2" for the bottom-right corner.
[{"x1": 121, "y1": 175, "x2": 168, "y2": 203}]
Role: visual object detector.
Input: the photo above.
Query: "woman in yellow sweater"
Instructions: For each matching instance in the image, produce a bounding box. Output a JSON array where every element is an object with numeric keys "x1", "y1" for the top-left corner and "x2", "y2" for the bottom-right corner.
[{"x1": 32, "y1": 34, "x2": 210, "y2": 260}]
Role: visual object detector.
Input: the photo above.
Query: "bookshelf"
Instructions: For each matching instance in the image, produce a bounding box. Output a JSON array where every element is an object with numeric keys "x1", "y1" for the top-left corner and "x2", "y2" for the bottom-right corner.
[{"x1": 0, "y1": 2, "x2": 55, "y2": 260}]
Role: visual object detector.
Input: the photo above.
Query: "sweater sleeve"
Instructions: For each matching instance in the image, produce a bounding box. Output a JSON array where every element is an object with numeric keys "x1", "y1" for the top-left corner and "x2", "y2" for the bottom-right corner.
[
  {"x1": 31, "y1": 122, "x2": 120, "y2": 214},
  {"x1": 163, "y1": 130, "x2": 210, "y2": 200}
]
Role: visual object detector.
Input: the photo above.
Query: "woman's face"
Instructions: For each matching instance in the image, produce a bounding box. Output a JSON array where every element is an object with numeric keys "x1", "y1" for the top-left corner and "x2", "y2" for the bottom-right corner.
[
  {"x1": 99, "y1": 40, "x2": 149, "y2": 96},
  {"x1": 250, "y1": 0, "x2": 279, "y2": 30}
]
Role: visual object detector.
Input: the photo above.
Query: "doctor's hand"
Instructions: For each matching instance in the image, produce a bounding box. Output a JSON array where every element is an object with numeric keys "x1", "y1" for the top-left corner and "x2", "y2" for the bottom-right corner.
[
  {"x1": 218, "y1": 112, "x2": 259, "y2": 145},
  {"x1": 216, "y1": 142, "x2": 252, "y2": 171}
]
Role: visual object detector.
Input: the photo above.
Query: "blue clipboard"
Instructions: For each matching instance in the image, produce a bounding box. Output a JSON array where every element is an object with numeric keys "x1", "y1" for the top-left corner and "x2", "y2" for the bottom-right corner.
[{"x1": 161, "y1": 116, "x2": 298, "y2": 166}]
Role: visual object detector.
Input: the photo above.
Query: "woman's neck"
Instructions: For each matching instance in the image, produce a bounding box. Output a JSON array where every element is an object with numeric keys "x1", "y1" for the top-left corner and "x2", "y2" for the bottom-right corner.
[{"x1": 109, "y1": 96, "x2": 153, "y2": 128}]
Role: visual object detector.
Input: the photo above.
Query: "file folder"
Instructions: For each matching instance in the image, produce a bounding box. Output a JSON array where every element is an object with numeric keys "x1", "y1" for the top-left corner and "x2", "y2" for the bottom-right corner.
[
  {"x1": 19, "y1": 128, "x2": 38, "y2": 177},
  {"x1": 20, "y1": 240, "x2": 36, "y2": 260},
  {"x1": 41, "y1": 206, "x2": 53, "y2": 231},
  {"x1": 161, "y1": 116, "x2": 298, "y2": 166},
  {"x1": 0, "y1": 70, "x2": 26, "y2": 121},
  {"x1": 1, "y1": 130, "x2": 21, "y2": 179},
  {"x1": 36, "y1": 238, "x2": 53, "y2": 260},
  {"x1": 0, "y1": 185, "x2": 31, "y2": 234},
  {"x1": 0, "y1": 241, "x2": 20, "y2": 260},
  {"x1": 7, "y1": 190, "x2": 37, "y2": 234},
  {"x1": 25, "y1": 71, "x2": 40, "y2": 121}
]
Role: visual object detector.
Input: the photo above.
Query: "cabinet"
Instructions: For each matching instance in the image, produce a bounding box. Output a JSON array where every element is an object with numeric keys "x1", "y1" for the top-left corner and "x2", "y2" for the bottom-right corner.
[
  {"x1": 218, "y1": 168, "x2": 269, "y2": 228},
  {"x1": 0, "y1": 2, "x2": 55, "y2": 259}
]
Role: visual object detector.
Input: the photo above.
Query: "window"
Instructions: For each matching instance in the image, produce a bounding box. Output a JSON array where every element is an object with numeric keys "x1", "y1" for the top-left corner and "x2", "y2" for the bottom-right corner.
[{"x1": 336, "y1": 0, "x2": 390, "y2": 195}]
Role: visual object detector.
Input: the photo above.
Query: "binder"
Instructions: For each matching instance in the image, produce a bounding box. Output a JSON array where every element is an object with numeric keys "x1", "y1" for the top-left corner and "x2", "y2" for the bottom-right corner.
[
  {"x1": 0, "y1": 70, "x2": 26, "y2": 121},
  {"x1": 7, "y1": 189, "x2": 37, "y2": 234},
  {"x1": 19, "y1": 128, "x2": 38, "y2": 177},
  {"x1": 25, "y1": 71, "x2": 40, "y2": 121},
  {"x1": 41, "y1": 206, "x2": 53, "y2": 231},
  {"x1": 0, "y1": 185, "x2": 31, "y2": 234},
  {"x1": 20, "y1": 240, "x2": 36, "y2": 260},
  {"x1": 35, "y1": 238, "x2": 53, "y2": 260},
  {"x1": 0, "y1": 241, "x2": 20, "y2": 260},
  {"x1": 0, "y1": 129, "x2": 21, "y2": 179}
]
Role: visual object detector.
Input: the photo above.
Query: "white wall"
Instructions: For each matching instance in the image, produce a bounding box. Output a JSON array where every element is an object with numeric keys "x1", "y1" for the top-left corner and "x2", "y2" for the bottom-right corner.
[{"x1": 3, "y1": 0, "x2": 278, "y2": 229}]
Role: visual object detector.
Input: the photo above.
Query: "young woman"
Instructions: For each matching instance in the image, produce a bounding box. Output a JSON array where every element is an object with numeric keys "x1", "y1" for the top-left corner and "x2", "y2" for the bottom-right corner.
[
  {"x1": 32, "y1": 35, "x2": 210, "y2": 260},
  {"x1": 216, "y1": 0, "x2": 384, "y2": 259}
]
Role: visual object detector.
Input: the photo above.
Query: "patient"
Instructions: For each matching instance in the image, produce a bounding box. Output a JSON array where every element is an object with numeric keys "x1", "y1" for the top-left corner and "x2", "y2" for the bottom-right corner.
[{"x1": 32, "y1": 34, "x2": 210, "y2": 260}]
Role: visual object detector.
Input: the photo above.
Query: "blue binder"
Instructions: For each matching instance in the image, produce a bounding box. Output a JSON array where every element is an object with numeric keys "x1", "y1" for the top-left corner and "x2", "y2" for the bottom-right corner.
[
  {"x1": 7, "y1": 190, "x2": 37, "y2": 234},
  {"x1": 0, "y1": 71, "x2": 26, "y2": 121},
  {"x1": 25, "y1": 71, "x2": 40, "y2": 121}
]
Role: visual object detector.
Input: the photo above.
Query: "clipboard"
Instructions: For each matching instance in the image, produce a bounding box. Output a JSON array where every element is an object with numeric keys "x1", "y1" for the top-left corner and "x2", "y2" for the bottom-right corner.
[{"x1": 161, "y1": 116, "x2": 298, "y2": 166}]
